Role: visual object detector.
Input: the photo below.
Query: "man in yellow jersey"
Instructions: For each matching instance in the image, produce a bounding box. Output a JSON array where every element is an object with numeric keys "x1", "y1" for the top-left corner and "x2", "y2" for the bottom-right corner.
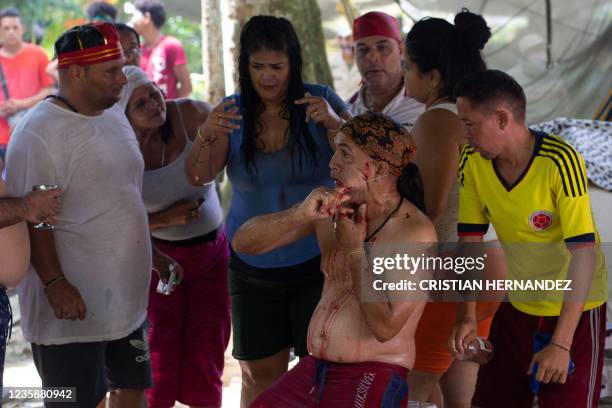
[{"x1": 450, "y1": 69, "x2": 607, "y2": 408}]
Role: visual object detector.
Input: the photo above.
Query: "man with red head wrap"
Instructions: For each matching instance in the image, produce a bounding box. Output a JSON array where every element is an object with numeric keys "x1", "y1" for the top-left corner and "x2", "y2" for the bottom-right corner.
[
  {"x1": 5, "y1": 23, "x2": 160, "y2": 408},
  {"x1": 347, "y1": 12, "x2": 424, "y2": 130}
]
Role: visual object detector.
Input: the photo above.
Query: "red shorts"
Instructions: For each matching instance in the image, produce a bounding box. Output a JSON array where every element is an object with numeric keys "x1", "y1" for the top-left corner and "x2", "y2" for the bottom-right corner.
[
  {"x1": 250, "y1": 355, "x2": 408, "y2": 408},
  {"x1": 473, "y1": 302, "x2": 606, "y2": 408},
  {"x1": 146, "y1": 232, "x2": 231, "y2": 408}
]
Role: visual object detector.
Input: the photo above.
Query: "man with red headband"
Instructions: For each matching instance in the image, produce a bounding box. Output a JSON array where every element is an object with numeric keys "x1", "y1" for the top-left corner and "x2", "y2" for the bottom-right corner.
[
  {"x1": 234, "y1": 112, "x2": 436, "y2": 407},
  {"x1": 348, "y1": 11, "x2": 423, "y2": 130},
  {"x1": 6, "y1": 23, "x2": 157, "y2": 408}
]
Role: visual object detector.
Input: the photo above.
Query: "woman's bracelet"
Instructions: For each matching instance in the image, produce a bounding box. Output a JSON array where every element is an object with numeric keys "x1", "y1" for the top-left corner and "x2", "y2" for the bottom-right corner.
[
  {"x1": 550, "y1": 341, "x2": 571, "y2": 353},
  {"x1": 195, "y1": 126, "x2": 218, "y2": 146},
  {"x1": 43, "y1": 275, "x2": 66, "y2": 294},
  {"x1": 195, "y1": 126, "x2": 205, "y2": 142}
]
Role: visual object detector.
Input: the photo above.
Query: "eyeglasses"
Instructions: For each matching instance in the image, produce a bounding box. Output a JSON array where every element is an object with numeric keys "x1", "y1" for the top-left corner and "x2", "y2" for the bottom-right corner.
[{"x1": 124, "y1": 47, "x2": 141, "y2": 58}]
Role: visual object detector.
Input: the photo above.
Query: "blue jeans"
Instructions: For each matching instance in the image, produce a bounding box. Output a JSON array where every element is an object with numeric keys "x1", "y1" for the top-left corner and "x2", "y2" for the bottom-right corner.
[
  {"x1": 0, "y1": 288, "x2": 12, "y2": 390},
  {"x1": 0, "y1": 144, "x2": 6, "y2": 179}
]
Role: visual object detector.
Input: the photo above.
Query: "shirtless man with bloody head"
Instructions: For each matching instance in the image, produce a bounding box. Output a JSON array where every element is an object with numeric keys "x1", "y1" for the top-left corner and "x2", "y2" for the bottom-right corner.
[{"x1": 233, "y1": 111, "x2": 436, "y2": 407}]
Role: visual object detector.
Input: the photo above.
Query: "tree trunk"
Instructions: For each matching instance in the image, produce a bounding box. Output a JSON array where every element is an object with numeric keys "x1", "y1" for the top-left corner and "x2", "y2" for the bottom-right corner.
[
  {"x1": 201, "y1": 0, "x2": 226, "y2": 102},
  {"x1": 230, "y1": 0, "x2": 333, "y2": 87}
]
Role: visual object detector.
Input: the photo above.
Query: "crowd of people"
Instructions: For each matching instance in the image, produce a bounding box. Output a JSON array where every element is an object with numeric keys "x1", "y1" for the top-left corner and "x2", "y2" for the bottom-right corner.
[{"x1": 0, "y1": 1, "x2": 607, "y2": 408}]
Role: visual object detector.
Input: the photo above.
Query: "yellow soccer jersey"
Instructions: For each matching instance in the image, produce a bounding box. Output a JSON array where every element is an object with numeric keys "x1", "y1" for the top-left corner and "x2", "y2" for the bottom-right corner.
[{"x1": 457, "y1": 130, "x2": 607, "y2": 316}]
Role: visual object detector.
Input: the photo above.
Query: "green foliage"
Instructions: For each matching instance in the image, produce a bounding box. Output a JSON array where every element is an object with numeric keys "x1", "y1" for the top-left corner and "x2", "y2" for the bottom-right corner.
[
  {"x1": 163, "y1": 15, "x2": 203, "y2": 75},
  {"x1": 115, "y1": 0, "x2": 203, "y2": 75},
  {"x1": 3, "y1": 0, "x2": 203, "y2": 75},
  {"x1": 190, "y1": 73, "x2": 207, "y2": 101},
  {"x1": 1, "y1": 0, "x2": 84, "y2": 57}
]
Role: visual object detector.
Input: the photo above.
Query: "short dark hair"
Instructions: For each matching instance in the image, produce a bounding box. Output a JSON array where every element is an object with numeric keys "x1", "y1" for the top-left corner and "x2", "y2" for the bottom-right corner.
[
  {"x1": 0, "y1": 7, "x2": 21, "y2": 22},
  {"x1": 86, "y1": 1, "x2": 117, "y2": 23},
  {"x1": 115, "y1": 22, "x2": 140, "y2": 47},
  {"x1": 54, "y1": 24, "x2": 108, "y2": 58},
  {"x1": 405, "y1": 8, "x2": 491, "y2": 100},
  {"x1": 134, "y1": 0, "x2": 166, "y2": 29},
  {"x1": 454, "y1": 69, "x2": 527, "y2": 122}
]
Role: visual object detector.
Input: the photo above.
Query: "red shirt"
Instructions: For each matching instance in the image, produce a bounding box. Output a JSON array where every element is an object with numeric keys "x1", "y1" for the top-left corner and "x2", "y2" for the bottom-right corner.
[
  {"x1": 140, "y1": 35, "x2": 187, "y2": 100},
  {"x1": 0, "y1": 43, "x2": 54, "y2": 145}
]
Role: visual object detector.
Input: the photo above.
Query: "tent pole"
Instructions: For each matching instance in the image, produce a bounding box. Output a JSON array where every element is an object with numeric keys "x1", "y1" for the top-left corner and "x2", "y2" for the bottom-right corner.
[
  {"x1": 394, "y1": 0, "x2": 417, "y2": 23},
  {"x1": 546, "y1": 0, "x2": 552, "y2": 68}
]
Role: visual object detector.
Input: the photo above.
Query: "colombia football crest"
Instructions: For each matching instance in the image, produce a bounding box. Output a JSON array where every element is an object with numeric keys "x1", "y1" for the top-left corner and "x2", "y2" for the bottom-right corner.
[{"x1": 529, "y1": 211, "x2": 553, "y2": 231}]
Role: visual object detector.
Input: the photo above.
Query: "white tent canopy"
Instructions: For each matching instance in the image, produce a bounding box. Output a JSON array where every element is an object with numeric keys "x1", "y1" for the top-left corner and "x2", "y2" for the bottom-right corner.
[{"x1": 391, "y1": 0, "x2": 611, "y2": 123}]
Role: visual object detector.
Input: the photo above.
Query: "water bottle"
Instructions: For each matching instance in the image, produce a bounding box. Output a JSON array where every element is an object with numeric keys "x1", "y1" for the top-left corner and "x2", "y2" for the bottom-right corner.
[{"x1": 457, "y1": 336, "x2": 494, "y2": 364}]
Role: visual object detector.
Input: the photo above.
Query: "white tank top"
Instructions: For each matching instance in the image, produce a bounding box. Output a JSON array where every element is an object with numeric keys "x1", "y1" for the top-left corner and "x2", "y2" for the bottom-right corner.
[{"x1": 142, "y1": 103, "x2": 223, "y2": 240}]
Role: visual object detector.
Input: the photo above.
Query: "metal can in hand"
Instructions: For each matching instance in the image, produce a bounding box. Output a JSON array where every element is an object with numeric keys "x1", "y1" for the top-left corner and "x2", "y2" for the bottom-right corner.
[{"x1": 156, "y1": 262, "x2": 178, "y2": 295}]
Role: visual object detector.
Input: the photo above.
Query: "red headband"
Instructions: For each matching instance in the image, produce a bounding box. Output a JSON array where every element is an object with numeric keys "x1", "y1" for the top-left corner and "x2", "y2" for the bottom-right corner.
[
  {"x1": 353, "y1": 11, "x2": 402, "y2": 42},
  {"x1": 57, "y1": 22, "x2": 123, "y2": 69}
]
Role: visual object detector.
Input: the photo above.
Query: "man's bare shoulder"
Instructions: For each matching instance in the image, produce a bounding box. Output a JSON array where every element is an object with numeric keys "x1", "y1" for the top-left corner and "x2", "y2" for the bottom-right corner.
[{"x1": 393, "y1": 201, "x2": 437, "y2": 244}]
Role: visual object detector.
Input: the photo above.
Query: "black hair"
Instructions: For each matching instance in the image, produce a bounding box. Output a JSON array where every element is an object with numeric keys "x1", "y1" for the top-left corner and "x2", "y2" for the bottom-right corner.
[
  {"x1": 54, "y1": 24, "x2": 107, "y2": 57},
  {"x1": 0, "y1": 7, "x2": 21, "y2": 21},
  {"x1": 238, "y1": 15, "x2": 317, "y2": 177},
  {"x1": 397, "y1": 163, "x2": 426, "y2": 214},
  {"x1": 405, "y1": 8, "x2": 491, "y2": 100},
  {"x1": 86, "y1": 1, "x2": 117, "y2": 23},
  {"x1": 134, "y1": 0, "x2": 166, "y2": 29},
  {"x1": 454, "y1": 69, "x2": 527, "y2": 122},
  {"x1": 115, "y1": 22, "x2": 141, "y2": 47}
]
